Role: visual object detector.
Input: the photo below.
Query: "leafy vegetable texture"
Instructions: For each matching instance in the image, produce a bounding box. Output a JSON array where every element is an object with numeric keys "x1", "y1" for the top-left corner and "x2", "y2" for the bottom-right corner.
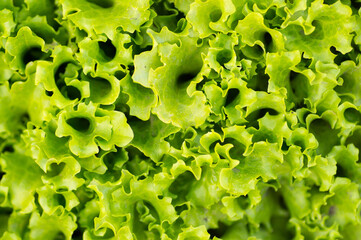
[{"x1": 1, "y1": 0, "x2": 361, "y2": 239}]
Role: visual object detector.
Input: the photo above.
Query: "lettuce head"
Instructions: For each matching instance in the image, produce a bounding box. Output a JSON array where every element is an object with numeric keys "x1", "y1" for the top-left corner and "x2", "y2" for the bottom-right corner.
[{"x1": 1, "y1": 0, "x2": 361, "y2": 239}]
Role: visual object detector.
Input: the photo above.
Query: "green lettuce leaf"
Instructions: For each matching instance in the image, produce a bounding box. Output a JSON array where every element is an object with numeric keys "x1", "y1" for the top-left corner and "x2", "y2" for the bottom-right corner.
[{"x1": 1, "y1": 0, "x2": 361, "y2": 239}]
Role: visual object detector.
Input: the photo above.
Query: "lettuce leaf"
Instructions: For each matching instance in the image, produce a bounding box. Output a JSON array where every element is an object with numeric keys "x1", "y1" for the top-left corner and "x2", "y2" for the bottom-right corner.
[{"x1": 1, "y1": 0, "x2": 361, "y2": 239}]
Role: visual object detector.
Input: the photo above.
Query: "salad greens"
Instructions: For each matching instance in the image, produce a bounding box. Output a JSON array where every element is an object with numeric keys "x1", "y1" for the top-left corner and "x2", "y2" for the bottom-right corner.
[{"x1": 1, "y1": 0, "x2": 361, "y2": 239}]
